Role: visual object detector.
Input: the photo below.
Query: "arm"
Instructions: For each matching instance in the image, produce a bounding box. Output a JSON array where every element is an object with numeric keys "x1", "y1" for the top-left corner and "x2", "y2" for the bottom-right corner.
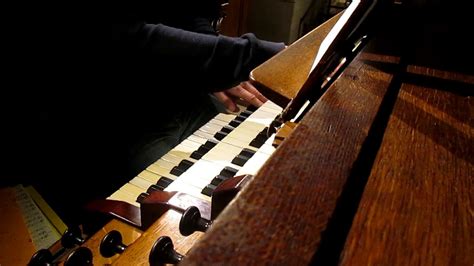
[
  {"x1": 114, "y1": 20, "x2": 284, "y2": 91},
  {"x1": 131, "y1": 22, "x2": 285, "y2": 90}
]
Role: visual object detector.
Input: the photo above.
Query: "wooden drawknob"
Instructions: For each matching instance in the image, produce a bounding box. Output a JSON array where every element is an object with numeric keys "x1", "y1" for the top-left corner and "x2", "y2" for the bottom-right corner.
[
  {"x1": 61, "y1": 226, "x2": 85, "y2": 248},
  {"x1": 149, "y1": 236, "x2": 184, "y2": 266},
  {"x1": 64, "y1": 247, "x2": 93, "y2": 266},
  {"x1": 100, "y1": 230, "x2": 127, "y2": 258},
  {"x1": 179, "y1": 206, "x2": 212, "y2": 236}
]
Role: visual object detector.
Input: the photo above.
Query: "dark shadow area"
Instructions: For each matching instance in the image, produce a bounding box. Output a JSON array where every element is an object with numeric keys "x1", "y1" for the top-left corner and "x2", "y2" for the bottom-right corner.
[
  {"x1": 393, "y1": 90, "x2": 473, "y2": 165},
  {"x1": 403, "y1": 72, "x2": 474, "y2": 97},
  {"x1": 310, "y1": 55, "x2": 405, "y2": 265}
]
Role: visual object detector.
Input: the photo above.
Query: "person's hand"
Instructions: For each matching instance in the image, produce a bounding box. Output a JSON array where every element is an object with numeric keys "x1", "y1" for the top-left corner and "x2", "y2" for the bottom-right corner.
[{"x1": 213, "y1": 81, "x2": 268, "y2": 112}]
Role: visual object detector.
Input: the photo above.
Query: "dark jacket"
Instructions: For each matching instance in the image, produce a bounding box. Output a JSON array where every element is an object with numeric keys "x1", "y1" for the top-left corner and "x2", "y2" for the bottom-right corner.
[{"x1": 107, "y1": 3, "x2": 286, "y2": 95}]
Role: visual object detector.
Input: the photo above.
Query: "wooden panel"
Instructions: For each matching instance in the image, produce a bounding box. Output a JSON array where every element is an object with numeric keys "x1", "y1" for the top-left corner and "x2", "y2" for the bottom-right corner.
[
  {"x1": 340, "y1": 67, "x2": 474, "y2": 265},
  {"x1": 81, "y1": 219, "x2": 142, "y2": 265},
  {"x1": 249, "y1": 13, "x2": 341, "y2": 106},
  {"x1": 182, "y1": 50, "x2": 397, "y2": 264},
  {"x1": 113, "y1": 210, "x2": 203, "y2": 265},
  {"x1": 219, "y1": 0, "x2": 249, "y2": 37}
]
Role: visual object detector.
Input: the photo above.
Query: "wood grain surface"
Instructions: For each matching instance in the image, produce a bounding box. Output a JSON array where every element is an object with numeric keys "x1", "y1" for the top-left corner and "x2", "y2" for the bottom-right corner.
[
  {"x1": 250, "y1": 13, "x2": 342, "y2": 106},
  {"x1": 340, "y1": 67, "x2": 473, "y2": 266},
  {"x1": 80, "y1": 219, "x2": 142, "y2": 265},
  {"x1": 112, "y1": 210, "x2": 203, "y2": 265},
  {"x1": 182, "y1": 50, "x2": 397, "y2": 265}
]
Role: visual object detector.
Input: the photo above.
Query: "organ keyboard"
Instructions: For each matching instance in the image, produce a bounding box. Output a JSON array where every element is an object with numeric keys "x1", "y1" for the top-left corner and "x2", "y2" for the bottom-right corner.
[
  {"x1": 29, "y1": 2, "x2": 473, "y2": 265},
  {"x1": 107, "y1": 100, "x2": 282, "y2": 208}
]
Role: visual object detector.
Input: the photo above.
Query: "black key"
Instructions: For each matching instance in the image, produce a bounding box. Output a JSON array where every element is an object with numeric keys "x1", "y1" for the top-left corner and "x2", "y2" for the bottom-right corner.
[
  {"x1": 220, "y1": 125, "x2": 234, "y2": 134},
  {"x1": 255, "y1": 132, "x2": 269, "y2": 142},
  {"x1": 251, "y1": 137, "x2": 266, "y2": 147},
  {"x1": 203, "y1": 139, "x2": 218, "y2": 149},
  {"x1": 240, "y1": 110, "x2": 253, "y2": 117},
  {"x1": 249, "y1": 131, "x2": 268, "y2": 148},
  {"x1": 220, "y1": 166, "x2": 239, "y2": 178},
  {"x1": 170, "y1": 166, "x2": 184, "y2": 176},
  {"x1": 156, "y1": 177, "x2": 173, "y2": 190},
  {"x1": 210, "y1": 174, "x2": 229, "y2": 186},
  {"x1": 234, "y1": 115, "x2": 246, "y2": 122},
  {"x1": 147, "y1": 184, "x2": 161, "y2": 193},
  {"x1": 214, "y1": 131, "x2": 228, "y2": 140},
  {"x1": 201, "y1": 184, "x2": 217, "y2": 197},
  {"x1": 171, "y1": 161, "x2": 191, "y2": 175},
  {"x1": 229, "y1": 119, "x2": 242, "y2": 128},
  {"x1": 240, "y1": 148, "x2": 256, "y2": 158},
  {"x1": 231, "y1": 154, "x2": 249, "y2": 166},
  {"x1": 196, "y1": 145, "x2": 211, "y2": 155},
  {"x1": 178, "y1": 159, "x2": 194, "y2": 171},
  {"x1": 190, "y1": 151, "x2": 204, "y2": 160},
  {"x1": 136, "y1": 192, "x2": 149, "y2": 204},
  {"x1": 249, "y1": 138, "x2": 265, "y2": 148}
]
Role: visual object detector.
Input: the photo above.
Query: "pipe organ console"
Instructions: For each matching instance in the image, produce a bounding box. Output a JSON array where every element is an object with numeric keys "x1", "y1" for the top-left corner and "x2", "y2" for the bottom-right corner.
[{"x1": 29, "y1": 1, "x2": 472, "y2": 265}]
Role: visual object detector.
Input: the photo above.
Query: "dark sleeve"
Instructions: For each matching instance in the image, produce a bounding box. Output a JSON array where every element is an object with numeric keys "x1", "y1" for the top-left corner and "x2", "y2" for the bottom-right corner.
[{"x1": 128, "y1": 22, "x2": 286, "y2": 91}]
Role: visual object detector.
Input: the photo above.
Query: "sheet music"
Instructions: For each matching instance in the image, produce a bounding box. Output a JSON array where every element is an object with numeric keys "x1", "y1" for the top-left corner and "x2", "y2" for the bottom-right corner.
[{"x1": 14, "y1": 185, "x2": 61, "y2": 251}]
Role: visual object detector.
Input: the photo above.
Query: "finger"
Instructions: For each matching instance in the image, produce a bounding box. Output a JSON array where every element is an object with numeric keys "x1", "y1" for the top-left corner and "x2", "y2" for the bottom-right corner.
[
  {"x1": 213, "y1": 92, "x2": 239, "y2": 112},
  {"x1": 227, "y1": 85, "x2": 264, "y2": 108},
  {"x1": 240, "y1": 81, "x2": 268, "y2": 103}
]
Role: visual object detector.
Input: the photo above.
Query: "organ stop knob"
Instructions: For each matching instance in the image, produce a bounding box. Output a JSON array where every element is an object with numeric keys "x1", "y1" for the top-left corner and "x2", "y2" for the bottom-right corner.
[
  {"x1": 61, "y1": 226, "x2": 85, "y2": 248},
  {"x1": 64, "y1": 247, "x2": 93, "y2": 266},
  {"x1": 28, "y1": 249, "x2": 53, "y2": 266},
  {"x1": 179, "y1": 206, "x2": 212, "y2": 236},
  {"x1": 100, "y1": 230, "x2": 128, "y2": 258},
  {"x1": 149, "y1": 236, "x2": 184, "y2": 266}
]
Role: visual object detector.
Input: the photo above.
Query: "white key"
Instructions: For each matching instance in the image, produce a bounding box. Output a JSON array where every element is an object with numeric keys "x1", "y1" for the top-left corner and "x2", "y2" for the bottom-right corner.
[
  {"x1": 222, "y1": 135, "x2": 258, "y2": 152},
  {"x1": 236, "y1": 151, "x2": 271, "y2": 176},
  {"x1": 180, "y1": 139, "x2": 201, "y2": 150},
  {"x1": 165, "y1": 180, "x2": 210, "y2": 201},
  {"x1": 214, "y1": 113, "x2": 237, "y2": 123},
  {"x1": 175, "y1": 160, "x2": 223, "y2": 188},
  {"x1": 201, "y1": 142, "x2": 243, "y2": 166},
  {"x1": 246, "y1": 111, "x2": 277, "y2": 127},
  {"x1": 108, "y1": 190, "x2": 140, "y2": 207},
  {"x1": 138, "y1": 170, "x2": 164, "y2": 183},
  {"x1": 153, "y1": 159, "x2": 175, "y2": 170},
  {"x1": 225, "y1": 128, "x2": 260, "y2": 145},
  {"x1": 187, "y1": 134, "x2": 207, "y2": 145},
  {"x1": 199, "y1": 123, "x2": 223, "y2": 135},
  {"x1": 147, "y1": 163, "x2": 176, "y2": 179},
  {"x1": 130, "y1": 175, "x2": 154, "y2": 190},
  {"x1": 261, "y1": 100, "x2": 283, "y2": 112},
  {"x1": 208, "y1": 119, "x2": 228, "y2": 128},
  {"x1": 120, "y1": 183, "x2": 144, "y2": 199},
  {"x1": 167, "y1": 143, "x2": 197, "y2": 159},
  {"x1": 162, "y1": 150, "x2": 194, "y2": 163},
  {"x1": 259, "y1": 134, "x2": 278, "y2": 155},
  {"x1": 194, "y1": 130, "x2": 216, "y2": 141}
]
